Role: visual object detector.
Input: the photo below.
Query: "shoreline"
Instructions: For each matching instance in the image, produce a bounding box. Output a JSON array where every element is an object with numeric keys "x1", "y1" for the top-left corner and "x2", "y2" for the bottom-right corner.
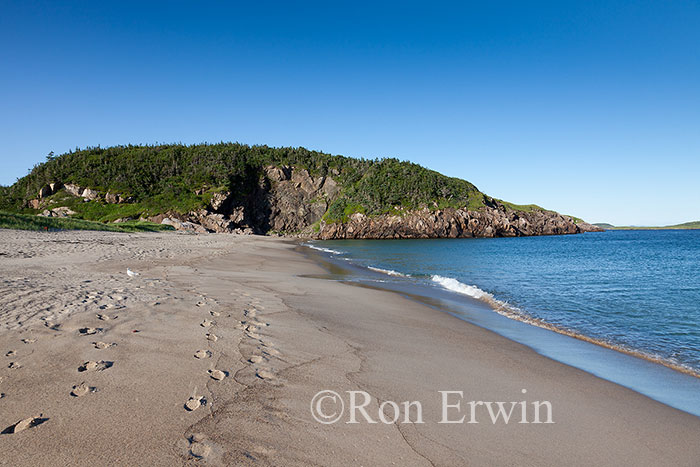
[
  {"x1": 2, "y1": 230, "x2": 699, "y2": 465},
  {"x1": 302, "y1": 242, "x2": 700, "y2": 417}
]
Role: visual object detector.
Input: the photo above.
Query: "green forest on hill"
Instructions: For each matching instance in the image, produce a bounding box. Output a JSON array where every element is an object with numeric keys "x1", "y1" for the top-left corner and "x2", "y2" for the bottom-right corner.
[{"x1": 0, "y1": 143, "x2": 491, "y2": 224}]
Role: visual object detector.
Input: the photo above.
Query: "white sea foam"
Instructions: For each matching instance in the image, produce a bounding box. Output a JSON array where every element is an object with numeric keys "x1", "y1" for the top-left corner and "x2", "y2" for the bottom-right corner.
[
  {"x1": 431, "y1": 275, "x2": 494, "y2": 300},
  {"x1": 305, "y1": 244, "x2": 345, "y2": 255},
  {"x1": 368, "y1": 266, "x2": 409, "y2": 277}
]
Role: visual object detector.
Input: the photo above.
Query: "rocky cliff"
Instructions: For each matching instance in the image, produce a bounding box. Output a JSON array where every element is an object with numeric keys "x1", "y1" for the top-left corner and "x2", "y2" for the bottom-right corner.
[
  {"x1": 23, "y1": 163, "x2": 602, "y2": 238},
  {"x1": 137, "y1": 166, "x2": 600, "y2": 238},
  {"x1": 317, "y1": 206, "x2": 601, "y2": 239}
]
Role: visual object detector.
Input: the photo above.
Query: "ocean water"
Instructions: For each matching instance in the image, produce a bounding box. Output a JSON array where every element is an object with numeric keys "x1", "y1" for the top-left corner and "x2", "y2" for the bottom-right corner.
[{"x1": 306, "y1": 230, "x2": 700, "y2": 415}]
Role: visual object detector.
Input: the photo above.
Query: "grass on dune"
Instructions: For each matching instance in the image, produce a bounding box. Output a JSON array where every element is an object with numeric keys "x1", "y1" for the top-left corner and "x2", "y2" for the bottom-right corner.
[{"x1": 0, "y1": 211, "x2": 174, "y2": 233}]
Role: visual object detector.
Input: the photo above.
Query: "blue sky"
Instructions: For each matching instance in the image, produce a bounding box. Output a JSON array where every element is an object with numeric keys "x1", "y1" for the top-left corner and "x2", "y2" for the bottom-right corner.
[{"x1": 1, "y1": 1, "x2": 698, "y2": 225}]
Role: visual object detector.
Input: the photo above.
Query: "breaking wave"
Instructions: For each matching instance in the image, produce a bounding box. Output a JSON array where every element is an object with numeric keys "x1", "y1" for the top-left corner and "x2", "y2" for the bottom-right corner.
[{"x1": 368, "y1": 266, "x2": 409, "y2": 277}]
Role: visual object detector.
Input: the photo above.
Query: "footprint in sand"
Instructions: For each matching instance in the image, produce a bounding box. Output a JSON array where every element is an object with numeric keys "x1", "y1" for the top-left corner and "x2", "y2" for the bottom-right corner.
[
  {"x1": 244, "y1": 309, "x2": 256, "y2": 318},
  {"x1": 8, "y1": 362, "x2": 21, "y2": 369},
  {"x1": 185, "y1": 396, "x2": 205, "y2": 411},
  {"x1": 5, "y1": 350, "x2": 16, "y2": 357},
  {"x1": 200, "y1": 319, "x2": 214, "y2": 328},
  {"x1": 208, "y1": 369, "x2": 227, "y2": 381},
  {"x1": 21, "y1": 338, "x2": 36, "y2": 344},
  {"x1": 256, "y1": 369, "x2": 274, "y2": 380},
  {"x1": 71, "y1": 383, "x2": 96, "y2": 397},
  {"x1": 194, "y1": 350, "x2": 212, "y2": 359},
  {"x1": 78, "y1": 361, "x2": 113, "y2": 372},
  {"x1": 2, "y1": 416, "x2": 49, "y2": 434},
  {"x1": 249, "y1": 355, "x2": 265, "y2": 364},
  {"x1": 79, "y1": 327, "x2": 102, "y2": 336},
  {"x1": 92, "y1": 342, "x2": 116, "y2": 350},
  {"x1": 189, "y1": 435, "x2": 211, "y2": 459},
  {"x1": 206, "y1": 333, "x2": 218, "y2": 342},
  {"x1": 209, "y1": 311, "x2": 220, "y2": 317},
  {"x1": 97, "y1": 314, "x2": 117, "y2": 321}
]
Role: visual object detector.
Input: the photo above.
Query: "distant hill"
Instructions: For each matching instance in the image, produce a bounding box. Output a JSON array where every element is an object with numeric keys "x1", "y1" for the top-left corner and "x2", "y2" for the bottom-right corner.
[
  {"x1": 594, "y1": 221, "x2": 700, "y2": 230},
  {"x1": 0, "y1": 143, "x2": 601, "y2": 238},
  {"x1": 668, "y1": 221, "x2": 700, "y2": 229}
]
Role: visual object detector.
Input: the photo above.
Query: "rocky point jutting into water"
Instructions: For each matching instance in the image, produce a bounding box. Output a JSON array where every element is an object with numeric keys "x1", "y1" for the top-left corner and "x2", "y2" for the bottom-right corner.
[
  {"x1": 1, "y1": 143, "x2": 603, "y2": 238},
  {"x1": 22, "y1": 165, "x2": 601, "y2": 238}
]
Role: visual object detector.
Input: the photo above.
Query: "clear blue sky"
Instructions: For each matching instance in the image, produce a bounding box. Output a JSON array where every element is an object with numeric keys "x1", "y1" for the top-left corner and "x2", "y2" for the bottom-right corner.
[{"x1": 1, "y1": 1, "x2": 698, "y2": 225}]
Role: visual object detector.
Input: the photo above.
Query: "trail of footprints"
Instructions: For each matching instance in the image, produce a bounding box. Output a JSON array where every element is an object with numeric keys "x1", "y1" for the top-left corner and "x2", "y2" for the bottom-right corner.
[
  {"x1": 2, "y1": 298, "x2": 123, "y2": 433},
  {"x1": 182, "y1": 292, "x2": 282, "y2": 460},
  {"x1": 2, "y1": 285, "x2": 282, "y2": 447}
]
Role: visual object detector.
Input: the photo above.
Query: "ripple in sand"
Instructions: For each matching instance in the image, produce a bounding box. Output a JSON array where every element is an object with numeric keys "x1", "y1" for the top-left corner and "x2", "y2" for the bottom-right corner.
[
  {"x1": 262, "y1": 347, "x2": 280, "y2": 357},
  {"x1": 246, "y1": 331, "x2": 262, "y2": 340}
]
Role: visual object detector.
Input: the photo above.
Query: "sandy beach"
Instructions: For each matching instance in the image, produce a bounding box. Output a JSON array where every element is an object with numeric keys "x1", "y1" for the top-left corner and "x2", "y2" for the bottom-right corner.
[{"x1": 1, "y1": 230, "x2": 699, "y2": 466}]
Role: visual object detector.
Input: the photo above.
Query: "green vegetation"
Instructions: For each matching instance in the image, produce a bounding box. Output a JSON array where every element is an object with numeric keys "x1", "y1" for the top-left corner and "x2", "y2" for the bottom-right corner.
[
  {"x1": 0, "y1": 211, "x2": 174, "y2": 232},
  {"x1": 322, "y1": 158, "x2": 485, "y2": 222},
  {"x1": 0, "y1": 143, "x2": 498, "y2": 226},
  {"x1": 496, "y1": 200, "x2": 548, "y2": 213},
  {"x1": 669, "y1": 221, "x2": 700, "y2": 229},
  {"x1": 0, "y1": 143, "x2": 564, "y2": 231}
]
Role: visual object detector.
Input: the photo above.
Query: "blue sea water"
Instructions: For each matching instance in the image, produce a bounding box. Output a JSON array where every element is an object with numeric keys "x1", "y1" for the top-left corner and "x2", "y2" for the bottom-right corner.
[{"x1": 307, "y1": 230, "x2": 700, "y2": 415}]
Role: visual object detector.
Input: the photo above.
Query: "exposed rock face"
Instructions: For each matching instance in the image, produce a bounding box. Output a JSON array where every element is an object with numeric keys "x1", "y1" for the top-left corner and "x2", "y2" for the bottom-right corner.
[
  {"x1": 141, "y1": 166, "x2": 337, "y2": 234},
  {"x1": 316, "y1": 204, "x2": 602, "y2": 239},
  {"x1": 209, "y1": 192, "x2": 232, "y2": 212},
  {"x1": 63, "y1": 183, "x2": 99, "y2": 200},
  {"x1": 80, "y1": 188, "x2": 100, "y2": 201},
  {"x1": 38, "y1": 185, "x2": 52, "y2": 199},
  {"x1": 64, "y1": 183, "x2": 83, "y2": 197},
  {"x1": 105, "y1": 191, "x2": 122, "y2": 203},
  {"x1": 37, "y1": 206, "x2": 77, "y2": 218},
  {"x1": 575, "y1": 221, "x2": 604, "y2": 233},
  {"x1": 38, "y1": 182, "x2": 62, "y2": 199},
  {"x1": 160, "y1": 217, "x2": 208, "y2": 233},
  {"x1": 256, "y1": 166, "x2": 335, "y2": 233},
  {"x1": 36, "y1": 167, "x2": 602, "y2": 238}
]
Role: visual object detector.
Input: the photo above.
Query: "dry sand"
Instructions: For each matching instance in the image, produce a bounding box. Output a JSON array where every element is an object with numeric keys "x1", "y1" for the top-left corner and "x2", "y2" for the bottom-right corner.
[{"x1": 0, "y1": 229, "x2": 698, "y2": 465}]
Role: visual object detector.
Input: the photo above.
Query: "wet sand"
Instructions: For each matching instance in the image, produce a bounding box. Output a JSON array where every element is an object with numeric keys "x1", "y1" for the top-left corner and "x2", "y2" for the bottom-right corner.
[{"x1": 1, "y1": 230, "x2": 699, "y2": 465}]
